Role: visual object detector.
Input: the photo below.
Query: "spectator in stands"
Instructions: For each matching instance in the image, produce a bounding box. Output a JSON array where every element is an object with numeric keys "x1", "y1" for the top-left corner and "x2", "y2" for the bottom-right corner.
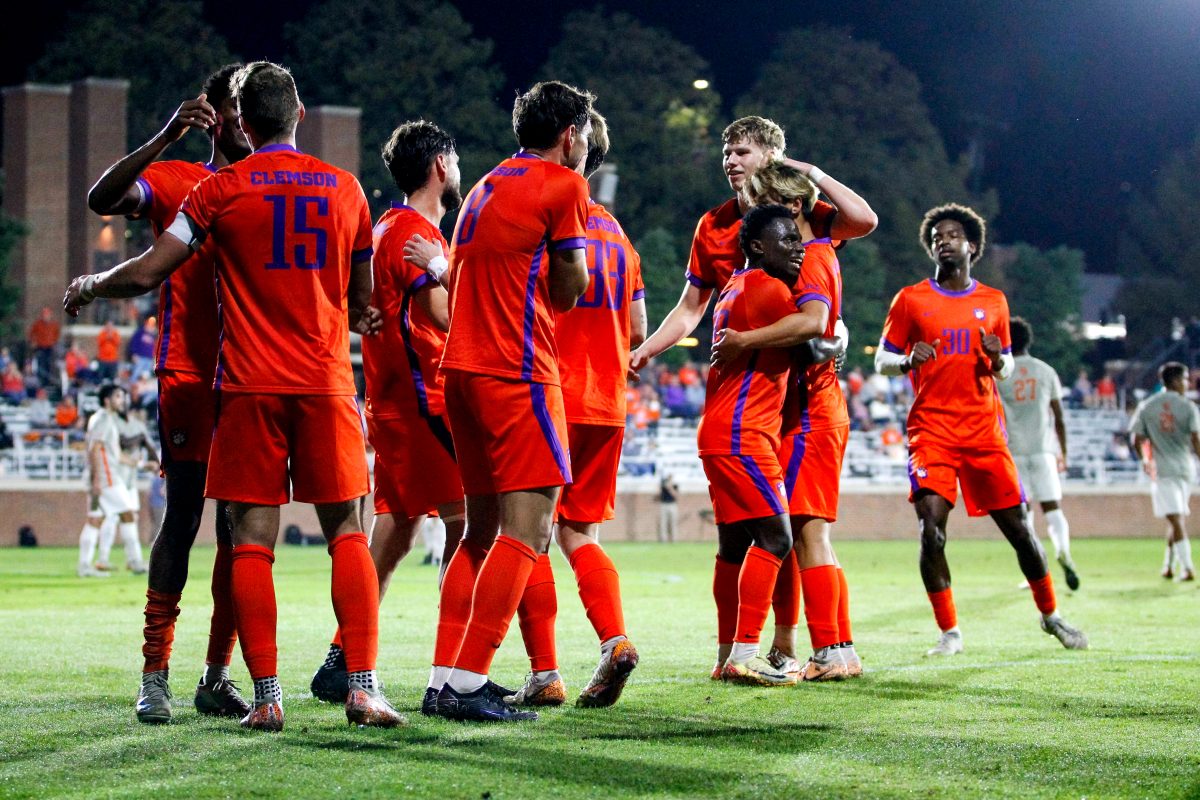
[
  {"x1": 2, "y1": 361, "x2": 25, "y2": 404},
  {"x1": 1105, "y1": 431, "x2": 1133, "y2": 463},
  {"x1": 869, "y1": 391, "x2": 895, "y2": 428},
  {"x1": 127, "y1": 315, "x2": 157, "y2": 379},
  {"x1": 881, "y1": 420, "x2": 906, "y2": 462},
  {"x1": 0, "y1": 346, "x2": 11, "y2": 373},
  {"x1": 636, "y1": 384, "x2": 662, "y2": 432},
  {"x1": 658, "y1": 473, "x2": 680, "y2": 543},
  {"x1": 1096, "y1": 372, "x2": 1117, "y2": 409},
  {"x1": 64, "y1": 340, "x2": 90, "y2": 384},
  {"x1": 662, "y1": 372, "x2": 689, "y2": 418},
  {"x1": 28, "y1": 388, "x2": 53, "y2": 427},
  {"x1": 678, "y1": 362, "x2": 700, "y2": 389},
  {"x1": 849, "y1": 390, "x2": 870, "y2": 431},
  {"x1": 55, "y1": 394, "x2": 80, "y2": 428},
  {"x1": 1071, "y1": 369, "x2": 1093, "y2": 409},
  {"x1": 685, "y1": 367, "x2": 706, "y2": 417},
  {"x1": 867, "y1": 370, "x2": 891, "y2": 403},
  {"x1": 27, "y1": 306, "x2": 61, "y2": 386},
  {"x1": 131, "y1": 371, "x2": 158, "y2": 412},
  {"x1": 96, "y1": 320, "x2": 121, "y2": 382},
  {"x1": 846, "y1": 367, "x2": 865, "y2": 399}
]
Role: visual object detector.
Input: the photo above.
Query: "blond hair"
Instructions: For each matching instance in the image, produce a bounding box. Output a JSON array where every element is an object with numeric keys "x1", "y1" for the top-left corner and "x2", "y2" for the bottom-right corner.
[
  {"x1": 722, "y1": 116, "x2": 785, "y2": 154},
  {"x1": 746, "y1": 159, "x2": 818, "y2": 213}
]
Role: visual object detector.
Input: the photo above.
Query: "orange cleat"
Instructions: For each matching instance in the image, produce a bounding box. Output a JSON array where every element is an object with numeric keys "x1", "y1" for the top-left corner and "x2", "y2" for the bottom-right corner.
[
  {"x1": 577, "y1": 638, "x2": 639, "y2": 708},
  {"x1": 345, "y1": 688, "x2": 406, "y2": 728},
  {"x1": 721, "y1": 655, "x2": 796, "y2": 687},
  {"x1": 799, "y1": 647, "x2": 849, "y2": 682},
  {"x1": 240, "y1": 702, "x2": 284, "y2": 732},
  {"x1": 504, "y1": 673, "x2": 566, "y2": 706}
]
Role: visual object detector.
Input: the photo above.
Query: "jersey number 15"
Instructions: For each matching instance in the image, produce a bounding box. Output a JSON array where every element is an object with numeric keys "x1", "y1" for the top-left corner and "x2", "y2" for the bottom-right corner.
[{"x1": 264, "y1": 194, "x2": 328, "y2": 270}]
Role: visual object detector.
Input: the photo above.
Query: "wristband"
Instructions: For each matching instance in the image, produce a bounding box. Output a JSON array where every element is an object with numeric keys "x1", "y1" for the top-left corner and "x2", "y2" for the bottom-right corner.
[
  {"x1": 427, "y1": 255, "x2": 448, "y2": 281},
  {"x1": 79, "y1": 274, "x2": 98, "y2": 304},
  {"x1": 807, "y1": 166, "x2": 827, "y2": 185}
]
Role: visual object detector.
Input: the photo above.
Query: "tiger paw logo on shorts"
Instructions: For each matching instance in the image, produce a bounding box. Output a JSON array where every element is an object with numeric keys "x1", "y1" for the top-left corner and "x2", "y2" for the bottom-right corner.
[{"x1": 170, "y1": 428, "x2": 188, "y2": 447}]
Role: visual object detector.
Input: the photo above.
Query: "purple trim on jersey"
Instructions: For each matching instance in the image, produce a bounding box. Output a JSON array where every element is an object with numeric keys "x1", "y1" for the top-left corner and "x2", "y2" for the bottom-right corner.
[
  {"x1": 351, "y1": 395, "x2": 367, "y2": 437},
  {"x1": 1001, "y1": 346, "x2": 1012, "y2": 354},
  {"x1": 213, "y1": 270, "x2": 227, "y2": 391},
  {"x1": 882, "y1": 339, "x2": 905, "y2": 355},
  {"x1": 632, "y1": 288, "x2": 645, "y2": 301},
  {"x1": 136, "y1": 177, "x2": 154, "y2": 215},
  {"x1": 803, "y1": 237, "x2": 833, "y2": 245},
  {"x1": 351, "y1": 246, "x2": 373, "y2": 264},
  {"x1": 531, "y1": 382, "x2": 572, "y2": 484},
  {"x1": 730, "y1": 351, "x2": 760, "y2": 455},
  {"x1": 513, "y1": 152, "x2": 540, "y2": 160},
  {"x1": 155, "y1": 278, "x2": 173, "y2": 373},
  {"x1": 927, "y1": 278, "x2": 978, "y2": 298},
  {"x1": 784, "y1": 430, "x2": 807, "y2": 499},
  {"x1": 685, "y1": 272, "x2": 714, "y2": 290},
  {"x1": 390, "y1": 202, "x2": 414, "y2": 210},
  {"x1": 907, "y1": 456, "x2": 922, "y2": 495},
  {"x1": 794, "y1": 292, "x2": 831, "y2": 309},
  {"x1": 399, "y1": 285, "x2": 432, "y2": 418},
  {"x1": 255, "y1": 143, "x2": 299, "y2": 154},
  {"x1": 551, "y1": 236, "x2": 585, "y2": 252},
  {"x1": 202, "y1": 162, "x2": 217, "y2": 173},
  {"x1": 739, "y1": 455, "x2": 785, "y2": 516},
  {"x1": 520, "y1": 240, "x2": 549, "y2": 382},
  {"x1": 407, "y1": 272, "x2": 434, "y2": 294}
]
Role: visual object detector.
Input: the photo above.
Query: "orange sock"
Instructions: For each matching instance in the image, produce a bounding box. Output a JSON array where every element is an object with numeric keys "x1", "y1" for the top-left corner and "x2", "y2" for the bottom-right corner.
[
  {"x1": 734, "y1": 546, "x2": 783, "y2": 643},
  {"x1": 231, "y1": 544, "x2": 277, "y2": 680},
  {"x1": 771, "y1": 548, "x2": 800, "y2": 628},
  {"x1": 205, "y1": 540, "x2": 237, "y2": 666},
  {"x1": 433, "y1": 539, "x2": 487, "y2": 667},
  {"x1": 454, "y1": 535, "x2": 537, "y2": 675},
  {"x1": 569, "y1": 542, "x2": 625, "y2": 642},
  {"x1": 800, "y1": 565, "x2": 841, "y2": 650},
  {"x1": 517, "y1": 553, "x2": 558, "y2": 671},
  {"x1": 330, "y1": 629, "x2": 343, "y2": 649},
  {"x1": 142, "y1": 589, "x2": 182, "y2": 673},
  {"x1": 836, "y1": 567, "x2": 853, "y2": 643},
  {"x1": 713, "y1": 556, "x2": 741, "y2": 645},
  {"x1": 1028, "y1": 572, "x2": 1057, "y2": 615},
  {"x1": 927, "y1": 587, "x2": 958, "y2": 632},
  {"x1": 329, "y1": 532, "x2": 379, "y2": 673}
]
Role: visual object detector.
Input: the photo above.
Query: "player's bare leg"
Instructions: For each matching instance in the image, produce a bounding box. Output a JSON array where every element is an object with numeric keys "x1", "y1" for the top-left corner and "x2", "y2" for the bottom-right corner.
[
  {"x1": 791, "y1": 515, "x2": 848, "y2": 682},
  {"x1": 992, "y1": 504, "x2": 1088, "y2": 649},
  {"x1": 719, "y1": 516, "x2": 795, "y2": 686},
  {"x1": 915, "y1": 491, "x2": 962, "y2": 656},
  {"x1": 713, "y1": 522, "x2": 752, "y2": 675},
  {"x1": 769, "y1": 546, "x2": 800, "y2": 666}
]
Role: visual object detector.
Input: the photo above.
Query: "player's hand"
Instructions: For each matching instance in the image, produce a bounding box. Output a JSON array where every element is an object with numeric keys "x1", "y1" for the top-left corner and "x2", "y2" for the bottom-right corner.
[
  {"x1": 351, "y1": 305, "x2": 383, "y2": 336},
  {"x1": 979, "y1": 327, "x2": 1003, "y2": 366},
  {"x1": 628, "y1": 346, "x2": 651, "y2": 381},
  {"x1": 909, "y1": 339, "x2": 940, "y2": 369},
  {"x1": 63, "y1": 276, "x2": 93, "y2": 317},
  {"x1": 164, "y1": 94, "x2": 217, "y2": 143},
  {"x1": 711, "y1": 328, "x2": 746, "y2": 368},
  {"x1": 403, "y1": 234, "x2": 442, "y2": 270},
  {"x1": 1142, "y1": 460, "x2": 1156, "y2": 479},
  {"x1": 1056, "y1": 454, "x2": 1067, "y2": 473},
  {"x1": 781, "y1": 157, "x2": 815, "y2": 176},
  {"x1": 834, "y1": 350, "x2": 846, "y2": 373}
]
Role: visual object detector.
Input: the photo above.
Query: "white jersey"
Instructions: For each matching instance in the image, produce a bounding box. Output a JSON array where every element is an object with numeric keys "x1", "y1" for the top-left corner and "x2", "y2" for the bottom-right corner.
[
  {"x1": 84, "y1": 409, "x2": 122, "y2": 490},
  {"x1": 117, "y1": 414, "x2": 151, "y2": 489},
  {"x1": 998, "y1": 354, "x2": 1062, "y2": 457},
  {"x1": 1130, "y1": 390, "x2": 1200, "y2": 481}
]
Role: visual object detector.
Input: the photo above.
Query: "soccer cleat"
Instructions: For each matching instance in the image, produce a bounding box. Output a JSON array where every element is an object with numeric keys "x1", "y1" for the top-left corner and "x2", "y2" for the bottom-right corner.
[
  {"x1": 436, "y1": 682, "x2": 538, "y2": 722},
  {"x1": 765, "y1": 647, "x2": 802, "y2": 681},
  {"x1": 1161, "y1": 566, "x2": 1174, "y2": 580},
  {"x1": 800, "y1": 647, "x2": 849, "y2": 682},
  {"x1": 925, "y1": 629, "x2": 963, "y2": 657},
  {"x1": 310, "y1": 651, "x2": 349, "y2": 704},
  {"x1": 1179, "y1": 569, "x2": 1196, "y2": 582},
  {"x1": 720, "y1": 655, "x2": 797, "y2": 687},
  {"x1": 1058, "y1": 555, "x2": 1081, "y2": 591},
  {"x1": 1041, "y1": 615, "x2": 1088, "y2": 650},
  {"x1": 94, "y1": 562, "x2": 113, "y2": 572},
  {"x1": 709, "y1": 662, "x2": 723, "y2": 680},
  {"x1": 127, "y1": 560, "x2": 148, "y2": 575},
  {"x1": 136, "y1": 669, "x2": 172, "y2": 724},
  {"x1": 77, "y1": 564, "x2": 110, "y2": 578},
  {"x1": 577, "y1": 638, "x2": 639, "y2": 708},
  {"x1": 837, "y1": 643, "x2": 864, "y2": 678},
  {"x1": 504, "y1": 672, "x2": 566, "y2": 707},
  {"x1": 194, "y1": 676, "x2": 251, "y2": 718},
  {"x1": 346, "y1": 688, "x2": 406, "y2": 728},
  {"x1": 240, "y1": 701, "x2": 284, "y2": 732},
  {"x1": 421, "y1": 687, "x2": 440, "y2": 717}
]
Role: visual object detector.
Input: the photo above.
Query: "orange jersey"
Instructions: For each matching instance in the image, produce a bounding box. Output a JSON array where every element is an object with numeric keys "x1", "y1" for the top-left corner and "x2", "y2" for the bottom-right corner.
[
  {"x1": 697, "y1": 268, "x2": 797, "y2": 456},
  {"x1": 176, "y1": 144, "x2": 373, "y2": 394},
  {"x1": 135, "y1": 160, "x2": 221, "y2": 377},
  {"x1": 881, "y1": 278, "x2": 1012, "y2": 448},
  {"x1": 362, "y1": 204, "x2": 449, "y2": 419},
  {"x1": 442, "y1": 153, "x2": 590, "y2": 385},
  {"x1": 557, "y1": 201, "x2": 645, "y2": 425},
  {"x1": 686, "y1": 198, "x2": 838, "y2": 293},
  {"x1": 782, "y1": 239, "x2": 848, "y2": 435}
]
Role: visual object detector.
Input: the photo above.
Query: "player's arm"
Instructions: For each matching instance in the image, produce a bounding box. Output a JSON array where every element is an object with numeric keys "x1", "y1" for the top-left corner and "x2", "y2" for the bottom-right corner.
[
  {"x1": 88, "y1": 94, "x2": 217, "y2": 216},
  {"x1": 979, "y1": 327, "x2": 1014, "y2": 379},
  {"x1": 404, "y1": 234, "x2": 450, "y2": 288},
  {"x1": 63, "y1": 233, "x2": 192, "y2": 316},
  {"x1": 1050, "y1": 397, "x2": 1068, "y2": 460},
  {"x1": 1191, "y1": 431, "x2": 1200, "y2": 462},
  {"x1": 87, "y1": 440, "x2": 105, "y2": 494},
  {"x1": 630, "y1": 297, "x2": 648, "y2": 349},
  {"x1": 631, "y1": 282, "x2": 713, "y2": 372},
  {"x1": 348, "y1": 258, "x2": 382, "y2": 336},
  {"x1": 549, "y1": 246, "x2": 588, "y2": 312},
  {"x1": 413, "y1": 282, "x2": 450, "y2": 333},
  {"x1": 1130, "y1": 432, "x2": 1155, "y2": 476},
  {"x1": 782, "y1": 158, "x2": 877, "y2": 239},
  {"x1": 710, "y1": 299, "x2": 829, "y2": 367}
]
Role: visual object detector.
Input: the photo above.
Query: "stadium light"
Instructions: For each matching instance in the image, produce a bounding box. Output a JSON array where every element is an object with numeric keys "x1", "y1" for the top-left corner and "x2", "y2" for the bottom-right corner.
[
  {"x1": 693, "y1": 79, "x2": 710, "y2": 90},
  {"x1": 678, "y1": 337, "x2": 700, "y2": 347},
  {"x1": 863, "y1": 345, "x2": 877, "y2": 354}
]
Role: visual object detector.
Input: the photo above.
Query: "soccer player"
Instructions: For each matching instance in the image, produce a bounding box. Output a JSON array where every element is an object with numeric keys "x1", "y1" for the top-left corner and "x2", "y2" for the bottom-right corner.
[
  {"x1": 997, "y1": 317, "x2": 1080, "y2": 589},
  {"x1": 1129, "y1": 362, "x2": 1200, "y2": 580},
  {"x1": 309, "y1": 119, "x2": 467, "y2": 704},
  {"x1": 504, "y1": 109, "x2": 645, "y2": 709},
  {"x1": 92, "y1": 406, "x2": 154, "y2": 576},
  {"x1": 713, "y1": 159, "x2": 864, "y2": 680},
  {"x1": 77, "y1": 385, "x2": 139, "y2": 578},
  {"x1": 87, "y1": 64, "x2": 252, "y2": 723},
  {"x1": 701, "y1": 204, "x2": 825, "y2": 686},
  {"x1": 874, "y1": 203, "x2": 1087, "y2": 655},
  {"x1": 430, "y1": 81, "x2": 592, "y2": 723},
  {"x1": 65, "y1": 61, "x2": 401, "y2": 732}
]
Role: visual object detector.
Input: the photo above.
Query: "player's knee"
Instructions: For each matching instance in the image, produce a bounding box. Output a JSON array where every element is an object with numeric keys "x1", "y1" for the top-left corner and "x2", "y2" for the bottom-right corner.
[
  {"x1": 918, "y1": 520, "x2": 946, "y2": 553},
  {"x1": 756, "y1": 524, "x2": 793, "y2": 561}
]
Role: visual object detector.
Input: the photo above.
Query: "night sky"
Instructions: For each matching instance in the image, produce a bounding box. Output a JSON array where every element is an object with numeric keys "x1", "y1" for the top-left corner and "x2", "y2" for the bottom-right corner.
[{"x1": 5, "y1": 1, "x2": 1198, "y2": 275}]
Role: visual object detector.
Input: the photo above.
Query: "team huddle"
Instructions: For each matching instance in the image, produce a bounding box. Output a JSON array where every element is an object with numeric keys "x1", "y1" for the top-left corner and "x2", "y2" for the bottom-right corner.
[{"x1": 65, "y1": 61, "x2": 1096, "y2": 731}]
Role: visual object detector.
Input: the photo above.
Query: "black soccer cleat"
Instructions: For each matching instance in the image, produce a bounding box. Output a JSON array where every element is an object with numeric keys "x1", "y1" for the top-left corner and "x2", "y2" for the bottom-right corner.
[
  {"x1": 310, "y1": 651, "x2": 349, "y2": 704},
  {"x1": 421, "y1": 687, "x2": 440, "y2": 717},
  {"x1": 435, "y1": 681, "x2": 538, "y2": 722},
  {"x1": 1058, "y1": 556, "x2": 1081, "y2": 591}
]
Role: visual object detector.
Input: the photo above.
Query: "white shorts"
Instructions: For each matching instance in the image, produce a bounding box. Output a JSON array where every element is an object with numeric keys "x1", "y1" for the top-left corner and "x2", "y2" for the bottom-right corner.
[
  {"x1": 1012, "y1": 453, "x2": 1062, "y2": 504},
  {"x1": 123, "y1": 481, "x2": 141, "y2": 512},
  {"x1": 89, "y1": 484, "x2": 136, "y2": 518},
  {"x1": 1152, "y1": 477, "x2": 1192, "y2": 518}
]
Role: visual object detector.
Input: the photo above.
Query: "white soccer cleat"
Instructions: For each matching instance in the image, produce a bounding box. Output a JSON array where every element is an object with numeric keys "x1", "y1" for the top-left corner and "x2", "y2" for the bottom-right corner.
[
  {"x1": 925, "y1": 629, "x2": 963, "y2": 657},
  {"x1": 765, "y1": 647, "x2": 802, "y2": 681},
  {"x1": 77, "y1": 564, "x2": 110, "y2": 578},
  {"x1": 1041, "y1": 615, "x2": 1088, "y2": 650}
]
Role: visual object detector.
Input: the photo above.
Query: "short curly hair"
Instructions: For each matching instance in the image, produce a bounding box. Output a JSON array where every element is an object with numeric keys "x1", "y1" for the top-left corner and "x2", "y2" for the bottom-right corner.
[
  {"x1": 739, "y1": 204, "x2": 795, "y2": 259},
  {"x1": 1009, "y1": 316, "x2": 1033, "y2": 353},
  {"x1": 920, "y1": 203, "x2": 987, "y2": 263}
]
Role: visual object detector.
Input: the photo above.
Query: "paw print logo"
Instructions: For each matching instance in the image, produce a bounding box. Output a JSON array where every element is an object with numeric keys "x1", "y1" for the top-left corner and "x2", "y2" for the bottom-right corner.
[
  {"x1": 916, "y1": 467, "x2": 928, "y2": 479},
  {"x1": 973, "y1": 308, "x2": 986, "y2": 320}
]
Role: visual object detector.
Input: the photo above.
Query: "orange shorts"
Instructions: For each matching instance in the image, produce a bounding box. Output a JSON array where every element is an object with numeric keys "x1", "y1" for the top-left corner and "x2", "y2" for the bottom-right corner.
[
  {"x1": 907, "y1": 442, "x2": 1026, "y2": 517},
  {"x1": 557, "y1": 423, "x2": 623, "y2": 523},
  {"x1": 443, "y1": 372, "x2": 571, "y2": 495},
  {"x1": 206, "y1": 393, "x2": 369, "y2": 506},
  {"x1": 157, "y1": 370, "x2": 217, "y2": 465},
  {"x1": 369, "y1": 412, "x2": 463, "y2": 518},
  {"x1": 780, "y1": 424, "x2": 848, "y2": 522},
  {"x1": 701, "y1": 453, "x2": 788, "y2": 525}
]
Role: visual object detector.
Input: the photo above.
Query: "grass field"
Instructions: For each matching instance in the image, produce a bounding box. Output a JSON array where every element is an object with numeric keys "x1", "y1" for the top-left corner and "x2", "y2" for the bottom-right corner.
[{"x1": 1, "y1": 537, "x2": 1197, "y2": 799}]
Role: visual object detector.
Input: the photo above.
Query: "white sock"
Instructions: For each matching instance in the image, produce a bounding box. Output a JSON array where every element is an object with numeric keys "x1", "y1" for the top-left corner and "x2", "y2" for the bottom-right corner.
[
  {"x1": 446, "y1": 668, "x2": 487, "y2": 694},
  {"x1": 1045, "y1": 509, "x2": 1070, "y2": 560},
  {"x1": 1042, "y1": 612, "x2": 1061, "y2": 624},
  {"x1": 729, "y1": 642, "x2": 759, "y2": 663},
  {"x1": 1164, "y1": 543, "x2": 1176, "y2": 570},
  {"x1": 427, "y1": 665, "x2": 451, "y2": 691},
  {"x1": 78, "y1": 523, "x2": 100, "y2": 567},
  {"x1": 119, "y1": 522, "x2": 143, "y2": 566},
  {"x1": 97, "y1": 518, "x2": 116, "y2": 565},
  {"x1": 348, "y1": 669, "x2": 378, "y2": 693},
  {"x1": 253, "y1": 675, "x2": 282, "y2": 706},
  {"x1": 1177, "y1": 538, "x2": 1194, "y2": 571}
]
